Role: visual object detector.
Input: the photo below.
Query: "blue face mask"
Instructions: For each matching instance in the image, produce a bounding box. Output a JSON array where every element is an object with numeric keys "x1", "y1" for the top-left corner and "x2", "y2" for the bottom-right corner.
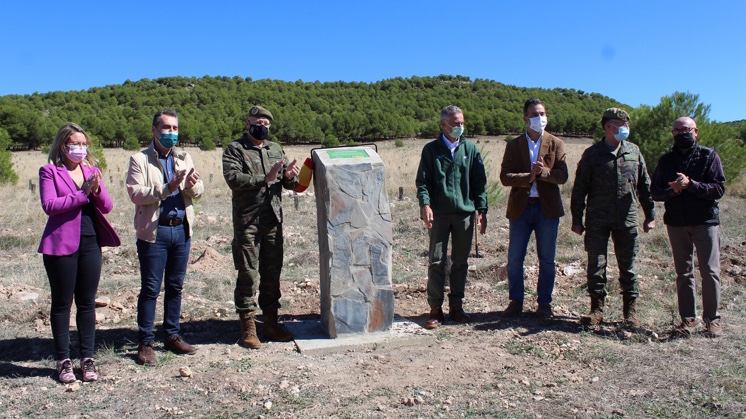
[
  {"x1": 614, "y1": 126, "x2": 630, "y2": 141},
  {"x1": 159, "y1": 132, "x2": 178, "y2": 148}
]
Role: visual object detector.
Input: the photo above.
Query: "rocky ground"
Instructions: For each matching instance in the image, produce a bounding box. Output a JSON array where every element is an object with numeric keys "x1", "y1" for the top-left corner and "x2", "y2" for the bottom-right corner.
[
  {"x1": 1, "y1": 141, "x2": 745, "y2": 417},
  {"x1": 1, "y1": 222, "x2": 745, "y2": 418}
]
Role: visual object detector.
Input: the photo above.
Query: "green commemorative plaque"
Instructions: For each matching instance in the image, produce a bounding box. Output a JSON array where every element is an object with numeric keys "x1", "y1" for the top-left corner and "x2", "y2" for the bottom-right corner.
[{"x1": 327, "y1": 149, "x2": 370, "y2": 159}]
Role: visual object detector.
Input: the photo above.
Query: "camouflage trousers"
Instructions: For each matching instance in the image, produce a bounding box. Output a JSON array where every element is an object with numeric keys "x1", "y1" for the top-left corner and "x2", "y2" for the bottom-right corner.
[
  {"x1": 232, "y1": 221, "x2": 284, "y2": 314},
  {"x1": 584, "y1": 225, "x2": 639, "y2": 299}
]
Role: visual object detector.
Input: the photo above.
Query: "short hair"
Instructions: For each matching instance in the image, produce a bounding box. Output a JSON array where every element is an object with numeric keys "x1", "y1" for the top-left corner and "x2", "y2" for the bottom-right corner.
[
  {"x1": 523, "y1": 98, "x2": 544, "y2": 116},
  {"x1": 440, "y1": 105, "x2": 463, "y2": 121},
  {"x1": 152, "y1": 109, "x2": 179, "y2": 127},
  {"x1": 47, "y1": 123, "x2": 96, "y2": 166}
]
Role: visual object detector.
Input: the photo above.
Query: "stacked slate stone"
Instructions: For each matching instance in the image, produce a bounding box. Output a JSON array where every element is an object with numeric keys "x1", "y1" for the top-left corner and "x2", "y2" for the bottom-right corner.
[{"x1": 312, "y1": 147, "x2": 394, "y2": 338}]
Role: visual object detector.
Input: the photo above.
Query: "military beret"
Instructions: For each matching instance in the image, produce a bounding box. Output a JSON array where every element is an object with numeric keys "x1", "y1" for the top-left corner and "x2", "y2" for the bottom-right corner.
[
  {"x1": 248, "y1": 105, "x2": 273, "y2": 122},
  {"x1": 602, "y1": 107, "x2": 630, "y2": 122}
]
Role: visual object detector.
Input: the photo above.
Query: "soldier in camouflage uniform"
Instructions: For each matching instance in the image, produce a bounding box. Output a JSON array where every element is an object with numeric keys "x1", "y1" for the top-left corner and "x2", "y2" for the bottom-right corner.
[
  {"x1": 222, "y1": 105, "x2": 300, "y2": 348},
  {"x1": 570, "y1": 108, "x2": 655, "y2": 327}
]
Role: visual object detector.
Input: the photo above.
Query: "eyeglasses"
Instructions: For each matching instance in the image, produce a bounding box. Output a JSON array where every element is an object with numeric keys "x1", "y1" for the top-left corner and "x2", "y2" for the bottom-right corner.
[
  {"x1": 609, "y1": 121, "x2": 629, "y2": 128},
  {"x1": 672, "y1": 126, "x2": 696, "y2": 135}
]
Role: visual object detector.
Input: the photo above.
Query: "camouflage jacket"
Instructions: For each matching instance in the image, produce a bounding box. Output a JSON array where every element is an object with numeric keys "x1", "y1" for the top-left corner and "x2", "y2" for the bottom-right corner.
[
  {"x1": 222, "y1": 135, "x2": 298, "y2": 226},
  {"x1": 570, "y1": 138, "x2": 655, "y2": 229}
]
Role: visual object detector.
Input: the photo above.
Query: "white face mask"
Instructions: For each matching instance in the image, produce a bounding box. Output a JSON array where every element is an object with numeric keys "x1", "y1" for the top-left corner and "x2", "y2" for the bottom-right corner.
[{"x1": 528, "y1": 115, "x2": 548, "y2": 133}]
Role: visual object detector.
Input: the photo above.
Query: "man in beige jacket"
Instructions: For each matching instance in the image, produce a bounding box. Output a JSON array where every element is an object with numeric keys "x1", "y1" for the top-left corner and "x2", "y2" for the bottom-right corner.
[{"x1": 126, "y1": 109, "x2": 204, "y2": 365}]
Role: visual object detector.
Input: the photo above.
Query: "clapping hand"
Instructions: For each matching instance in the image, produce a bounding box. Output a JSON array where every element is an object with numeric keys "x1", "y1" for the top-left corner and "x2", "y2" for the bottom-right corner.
[
  {"x1": 185, "y1": 168, "x2": 200, "y2": 189},
  {"x1": 265, "y1": 159, "x2": 284, "y2": 184},
  {"x1": 169, "y1": 169, "x2": 187, "y2": 192},
  {"x1": 84, "y1": 171, "x2": 100, "y2": 196},
  {"x1": 668, "y1": 172, "x2": 690, "y2": 193},
  {"x1": 285, "y1": 159, "x2": 300, "y2": 179},
  {"x1": 530, "y1": 156, "x2": 544, "y2": 181}
]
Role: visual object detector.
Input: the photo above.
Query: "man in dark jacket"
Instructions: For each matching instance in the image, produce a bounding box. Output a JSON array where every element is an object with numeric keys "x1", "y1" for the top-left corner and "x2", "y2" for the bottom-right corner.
[
  {"x1": 416, "y1": 105, "x2": 488, "y2": 329},
  {"x1": 500, "y1": 98, "x2": 568, "y2": 318},
  {"x1": 651, "y1": 116, "x2": 725, "y2": 337}
]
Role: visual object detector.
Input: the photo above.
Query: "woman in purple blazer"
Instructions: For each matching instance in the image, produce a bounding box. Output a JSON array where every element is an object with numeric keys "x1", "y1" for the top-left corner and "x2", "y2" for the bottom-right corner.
[{"x1": 38, "y1": 123, "x2": 120, "y2": 383}]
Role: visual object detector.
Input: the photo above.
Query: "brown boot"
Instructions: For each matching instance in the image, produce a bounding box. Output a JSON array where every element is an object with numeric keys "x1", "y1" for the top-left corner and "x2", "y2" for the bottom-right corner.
[
  {"x1": 580, "y1": 296, "x2": 604, "y2": 325},
  {"x1": 623, "y1": 296, "x2": 640, "y2": 328},
  {"x1": 424, "y1": 306, "x2": 445, "y2": 329},
  {"x1": 263, "y1": 309, "x2": 294, "y2": 342},
  {"x1": 239, "y1": 312, "x2": 261, "y2": 349}
]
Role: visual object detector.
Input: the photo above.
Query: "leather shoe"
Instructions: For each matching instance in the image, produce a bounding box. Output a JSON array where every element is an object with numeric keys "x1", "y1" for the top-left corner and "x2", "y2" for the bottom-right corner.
[
  {"x1": 703, "y1": 320, "x2": 723, "y2": 338},
  {"x1": 449, "y1": 306, "x2": 471, "y2": 324},
  {"x1": 137, "y1": 341, "x2": 157, "y2": 366},
  {"x1": 502, "y1": 300, "x2": 523, "y2": 317},
  {"x1": 424, "y1": 307, "x2": 444, "y2": 329},
  {"x1": 164, "y1": 335, "x2": 197, "y2": 355},
  {"x1": 536, "y1": 303, "x2": 553, "y2": 318}
]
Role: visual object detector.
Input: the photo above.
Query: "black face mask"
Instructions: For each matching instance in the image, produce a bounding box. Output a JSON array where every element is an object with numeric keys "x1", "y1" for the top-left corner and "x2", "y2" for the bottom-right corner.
[
  {"x1": 249, "y1": 124, "x2": 269, "y2": 140},
  {"x1": 674, "y1": 133, "x2": 695, "y2": 151}
]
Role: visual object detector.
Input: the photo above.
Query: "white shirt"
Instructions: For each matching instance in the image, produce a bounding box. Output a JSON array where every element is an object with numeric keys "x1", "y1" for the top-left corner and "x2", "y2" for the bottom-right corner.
[
  {"x1": 441, "y1": 133, "x2": 459, "y2": 158},
  {"x1": 526, "y1": 131, "x2": 543, "y2": 198}
]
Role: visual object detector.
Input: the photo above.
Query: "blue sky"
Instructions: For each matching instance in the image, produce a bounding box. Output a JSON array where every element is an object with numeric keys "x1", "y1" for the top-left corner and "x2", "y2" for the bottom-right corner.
[{"x1": 1, "y1": 0, "x2": 743, "y2": 122}]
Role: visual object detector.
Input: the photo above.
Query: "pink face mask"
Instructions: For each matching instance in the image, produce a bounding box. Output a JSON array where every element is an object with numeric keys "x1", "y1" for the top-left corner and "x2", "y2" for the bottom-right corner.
[{"x1": 66, "y1": 145, "x2": 88, "y2": 163}]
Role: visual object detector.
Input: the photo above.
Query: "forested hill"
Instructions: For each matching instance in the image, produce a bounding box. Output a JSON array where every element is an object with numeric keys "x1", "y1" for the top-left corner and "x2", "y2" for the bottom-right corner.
[{"x1": 0, "y1": 74, "x2": 626, "y2": 150}]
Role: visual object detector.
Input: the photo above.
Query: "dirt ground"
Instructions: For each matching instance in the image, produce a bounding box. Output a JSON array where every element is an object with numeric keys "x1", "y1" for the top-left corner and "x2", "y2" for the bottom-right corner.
[
  {"x1": 1, "y1": 141, "x2": 745, "y2": 418},
  {"x1": 1, "y1": 227, "x2": 745, "y2": 418}
]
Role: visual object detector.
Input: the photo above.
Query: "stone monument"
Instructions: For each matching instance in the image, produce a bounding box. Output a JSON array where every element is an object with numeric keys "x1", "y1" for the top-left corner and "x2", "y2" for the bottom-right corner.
[{"x1": 312, "y1": 146, "x2": 394, "y2": 338}]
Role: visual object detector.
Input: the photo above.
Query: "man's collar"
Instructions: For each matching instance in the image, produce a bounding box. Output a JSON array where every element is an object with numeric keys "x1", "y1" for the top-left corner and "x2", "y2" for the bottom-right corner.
[
  {"x1": 440, "y1": 133, "x2": 459, "y2": 149},
  {"x1": 525, "y1": 130, "x2": 543, "y2": 144},
  {"x1": 242, "y1": 134, "x2": 268, "y2": 148}
]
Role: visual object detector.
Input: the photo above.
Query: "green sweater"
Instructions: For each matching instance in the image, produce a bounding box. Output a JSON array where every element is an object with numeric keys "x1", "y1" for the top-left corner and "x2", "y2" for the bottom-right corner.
[{"x1": 416, "y1": 134, "x2": 488, "y2": 214}]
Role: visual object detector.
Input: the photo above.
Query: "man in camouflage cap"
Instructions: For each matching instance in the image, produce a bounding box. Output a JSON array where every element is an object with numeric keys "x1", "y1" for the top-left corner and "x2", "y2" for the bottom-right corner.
[
  {"x1": 222, "y1": 105, "x2": 300, "y2": 348},
  {"x1": 570, "y1": 107, "x2": 655, "y2": 328}
]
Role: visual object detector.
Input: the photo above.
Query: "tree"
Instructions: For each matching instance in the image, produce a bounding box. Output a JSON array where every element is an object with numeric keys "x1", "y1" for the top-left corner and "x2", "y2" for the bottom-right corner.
[
  {"x1": 631, "y1": 92, "x2": 746, "y2": 185},
  {"x1": 1, "y1": 74, "x2": 628, "y2": 147},
  {"x1": 322, "y1": 134, "x2": 339, "y2": 148},
  {"x1": 86, "y1": 133, "x2": 108, "y2": 171},
  {"x1": 123, "y1": 136, "x2": 141, "y2": 151},
  {"x1": 0, "y1": 127, "x2": 18, "y2": 184}
]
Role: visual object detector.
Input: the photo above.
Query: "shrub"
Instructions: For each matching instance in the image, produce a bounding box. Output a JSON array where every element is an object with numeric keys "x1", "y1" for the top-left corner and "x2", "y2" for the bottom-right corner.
[
  {"x1": 322, "y1": 134, "x2": 339, "y2": 148},
  {"x1": 123, "y1": 136, "x2": 141, "y2": 151},
  {"x1": 0, "y1": 127, "x2": 18, "y2": 185}
]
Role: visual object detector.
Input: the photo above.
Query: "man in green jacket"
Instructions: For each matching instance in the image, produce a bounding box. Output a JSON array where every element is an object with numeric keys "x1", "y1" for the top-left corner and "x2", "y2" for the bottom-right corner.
[{"x1": 416, "y1": 105, "x2": 488, "y2": 329}]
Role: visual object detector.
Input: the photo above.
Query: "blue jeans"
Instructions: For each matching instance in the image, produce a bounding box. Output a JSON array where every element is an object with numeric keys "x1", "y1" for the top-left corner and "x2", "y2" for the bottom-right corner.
[
  {"x1": 136, "y1": 224, "x2": 191, "y2": 344},
  {"x1": 507, "y1": 202, "x2": 559, "y2": 305}
]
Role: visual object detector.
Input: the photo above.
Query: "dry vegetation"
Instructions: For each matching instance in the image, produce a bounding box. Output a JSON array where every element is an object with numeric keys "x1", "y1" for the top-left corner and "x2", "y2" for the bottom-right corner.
[{"x1": 1, "y1": 136, "x2": 745, "y2": 418}]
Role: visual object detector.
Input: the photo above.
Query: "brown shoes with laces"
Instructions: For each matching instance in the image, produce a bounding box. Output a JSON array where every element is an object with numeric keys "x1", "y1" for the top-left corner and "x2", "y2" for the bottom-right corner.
[
  {"x1": 164, "y1": 335, "x2": 198, "y2": 355},
  {"x1": 702, "y1": 320, "x2": 723, "y2": 338},
  {"x1": 137, "y1": 341, "x2": 157, "y2": 366},
  {"x1": 424, "y1": 306, "x2": 471, "y2": 329}
]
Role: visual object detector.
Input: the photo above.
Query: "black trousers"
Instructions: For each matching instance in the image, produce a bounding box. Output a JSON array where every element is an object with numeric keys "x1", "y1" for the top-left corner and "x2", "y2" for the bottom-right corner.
[{"x1": 43, "y1": 235, "x2": 102, "y2": 360}]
